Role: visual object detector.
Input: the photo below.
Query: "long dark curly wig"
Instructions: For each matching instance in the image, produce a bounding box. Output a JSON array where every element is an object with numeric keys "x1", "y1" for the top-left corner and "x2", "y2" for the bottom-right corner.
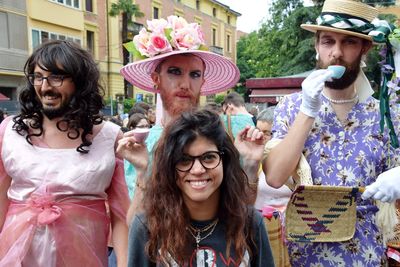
[
  {"x1": 13, "y1": 40, "x2": 104, "y2": 153},
  {"x1": 144, "y1": 109, "x2": 255, "y2": 266}
]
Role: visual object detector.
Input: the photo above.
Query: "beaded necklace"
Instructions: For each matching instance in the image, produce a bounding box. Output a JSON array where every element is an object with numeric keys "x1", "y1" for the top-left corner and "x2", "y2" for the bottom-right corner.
[{"x1": 322, "y1": 92, "x2": 359, "y2": 104}]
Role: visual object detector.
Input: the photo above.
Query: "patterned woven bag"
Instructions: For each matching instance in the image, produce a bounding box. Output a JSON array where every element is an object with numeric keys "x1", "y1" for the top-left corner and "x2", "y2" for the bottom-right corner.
[{"x1": 285, "y1": 185, "x2": 361, "y2": 242}]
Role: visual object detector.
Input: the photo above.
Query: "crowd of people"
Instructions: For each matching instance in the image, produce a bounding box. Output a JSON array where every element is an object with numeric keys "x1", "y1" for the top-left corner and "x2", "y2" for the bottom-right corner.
[{"x1": 1, "y1": 0, "x2": 400, "y2": 266}]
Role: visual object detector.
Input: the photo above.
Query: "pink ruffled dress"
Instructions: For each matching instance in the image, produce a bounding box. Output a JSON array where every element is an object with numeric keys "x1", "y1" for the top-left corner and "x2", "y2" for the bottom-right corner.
[{"x1": 0, "y1": 117, "x2": 129, "y2": 267}]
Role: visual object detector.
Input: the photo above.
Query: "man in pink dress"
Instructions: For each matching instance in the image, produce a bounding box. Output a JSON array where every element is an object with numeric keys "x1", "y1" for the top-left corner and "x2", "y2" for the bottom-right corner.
[{"x1": 0, "y1": 40, "x2": 131, "y2": 267}]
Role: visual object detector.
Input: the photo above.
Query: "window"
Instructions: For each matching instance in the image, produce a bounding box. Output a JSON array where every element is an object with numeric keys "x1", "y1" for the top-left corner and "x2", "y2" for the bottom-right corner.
[
  {"x1": 86, "y1": 30, "x2": 94, "y2": 54},
  {"x1": 86, "y1": 0, "x2": 93, "y2": 12},
  {"x1": 212, "y1": 28, "x2": 216, "y2": 46},
  {"x1": 227, "y1": 34, "x2": 231, "y2": 52},
  {"x1": 32, "y1": 29, "x2": 40, "y2": 48},
  {"x1": 32, "y1": 29, "x2": 81, "y2": 48},
  {"x1": 196, "y1": 0, "x2": 200, "y2": 10},
  {"x1": 227, "y1": 16, "x2": 231, "y2": 25},
  {"x1": 153, "y1": 7, "x2": 159, "y2": 19},
  {"x1": 41, "y1": 31, "x2": 49, "y2": 44},
  {"x1": 51, "y1": 0, "x2": 80, "y2": 9},
  {"x1": 212, "y1": 8, "x2": 216, "y2": 17}
]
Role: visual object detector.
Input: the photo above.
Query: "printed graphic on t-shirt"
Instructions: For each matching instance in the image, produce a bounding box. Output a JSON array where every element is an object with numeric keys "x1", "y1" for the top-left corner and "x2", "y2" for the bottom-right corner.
[{"x1": 165, "y1": 247, "x2": 250, "y2": 267}]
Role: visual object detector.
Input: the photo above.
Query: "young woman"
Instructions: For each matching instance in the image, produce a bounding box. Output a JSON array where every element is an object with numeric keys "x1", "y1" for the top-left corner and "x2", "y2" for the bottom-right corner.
[{"x1": 127, "y1": 109, "x2": 274, "y2": 266}]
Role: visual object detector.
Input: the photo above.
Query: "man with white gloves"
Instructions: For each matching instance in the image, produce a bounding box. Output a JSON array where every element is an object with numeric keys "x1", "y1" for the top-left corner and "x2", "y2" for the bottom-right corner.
[{"x1": 262, "y1": 0, "x2": 400, "y2": 266}]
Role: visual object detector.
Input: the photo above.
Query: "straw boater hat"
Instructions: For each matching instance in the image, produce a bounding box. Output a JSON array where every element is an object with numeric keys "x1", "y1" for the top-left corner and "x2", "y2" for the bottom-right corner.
[
  {"x1": 120, "y1": 16, "x2": 240, "y2": 96},
  {"x1": 301, "y1": 0, "x2": 379, "y2": 42}
]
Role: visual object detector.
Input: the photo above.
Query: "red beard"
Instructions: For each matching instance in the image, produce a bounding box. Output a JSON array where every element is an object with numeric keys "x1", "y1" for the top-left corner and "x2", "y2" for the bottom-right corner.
[{"x1": 161, "y1": 90, "x2": 200, "y2": 117}]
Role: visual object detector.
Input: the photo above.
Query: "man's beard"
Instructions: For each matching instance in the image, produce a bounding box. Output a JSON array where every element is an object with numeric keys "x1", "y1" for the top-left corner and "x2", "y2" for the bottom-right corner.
[
  {"x1": 316, "y1": 55, "x2": 362, "y2": 90},
  {"x1": 39, "y1": 92, "x2": 71, "y2": 120},
  {"x1": 161, "y1": 91, "x2": 200, "y2": 117},
  {"x1": 41, "y1": 105, "x2": 70, "y2": 120}
]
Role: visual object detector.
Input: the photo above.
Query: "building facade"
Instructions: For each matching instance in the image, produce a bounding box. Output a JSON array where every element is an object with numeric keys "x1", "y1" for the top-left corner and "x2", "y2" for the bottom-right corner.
[{"x1": 0, "y1": 0, "x2": 28, "y2": 101}]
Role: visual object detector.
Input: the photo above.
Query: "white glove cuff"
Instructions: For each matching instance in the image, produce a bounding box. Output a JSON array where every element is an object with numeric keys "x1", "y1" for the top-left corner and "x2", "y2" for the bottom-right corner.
[{"x1": 299, "y1": 105, "x2": 318, "y2": 118}]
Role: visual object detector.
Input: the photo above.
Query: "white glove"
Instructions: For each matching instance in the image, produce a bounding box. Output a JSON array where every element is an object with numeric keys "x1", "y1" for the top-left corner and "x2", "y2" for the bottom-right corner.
[
  {"x1": 362, "y1": 166, "x2": 400, "y2": 203},
  {"x1": 300, "y1": 69, "x2": 333, "y2": 118}
]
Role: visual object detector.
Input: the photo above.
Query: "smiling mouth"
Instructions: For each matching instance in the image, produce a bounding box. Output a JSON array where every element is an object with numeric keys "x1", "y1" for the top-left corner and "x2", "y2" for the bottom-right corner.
[{"x1": 187, "y1": 179, "x2": 211, "y2": 189}]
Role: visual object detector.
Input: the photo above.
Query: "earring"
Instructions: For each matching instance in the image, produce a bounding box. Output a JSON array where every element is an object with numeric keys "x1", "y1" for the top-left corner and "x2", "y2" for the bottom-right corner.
[
  {"x1": 360, "y1": 55, "x2": 367, "y2": 68},
  {"x1": 315, "y1": 53, "x2": 319, "y2": 61}
]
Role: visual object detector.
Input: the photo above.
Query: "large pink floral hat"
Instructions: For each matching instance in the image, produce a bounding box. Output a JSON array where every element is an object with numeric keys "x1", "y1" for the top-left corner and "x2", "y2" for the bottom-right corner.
[{"x1": 120, "y1": 16, "x2": 240, "y2": 96}]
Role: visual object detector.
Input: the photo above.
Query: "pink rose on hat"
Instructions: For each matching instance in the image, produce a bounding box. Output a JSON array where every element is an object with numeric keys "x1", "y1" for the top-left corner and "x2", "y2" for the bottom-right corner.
[
  {"x1": 147, "y1": 18, "x2": 168, "y2": 34},
  {"x1": 167, "y1": 15, "x2": 188, "y2": 31},
  {"x1": 171, "y1": 23, "x2": 205, "y2": 50},
  {"x1": 147, "y1": 33, "x2": 173, "y2": 56},
  {"x1": 128, "y1": 15, "x2": 206, "y2": 59}
]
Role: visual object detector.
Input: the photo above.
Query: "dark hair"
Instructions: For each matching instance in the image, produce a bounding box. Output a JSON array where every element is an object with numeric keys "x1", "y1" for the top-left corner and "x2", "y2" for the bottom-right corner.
[
  {"x1": 127, "y1": 113, "x2": 149, "y2": 129},
  {"x1": 128, "y1": 106, "x2": 146, "y2": 117},
  {"x1": 222, "y1": 92, "x2": 245, "y2": 108},
  {"x1": 0, "y1": 109, "x2": 3, "y2": 124},
  {"x1": 134, "y1": 101, "x2": 151, "y2": 112},
  {"x1": 13, "y1": 40, "x2": 104, "y2": 153},
  {"x1": 203, "y1": 102, "x2": 222, "y2": 114},
  {"x1": 145, "y1": 109, "x2": 254, "y2": 265}
]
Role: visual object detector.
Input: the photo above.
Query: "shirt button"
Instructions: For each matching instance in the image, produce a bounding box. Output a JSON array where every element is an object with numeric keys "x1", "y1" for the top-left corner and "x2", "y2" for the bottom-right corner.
[
  {"x1": 339, "y1": 131, "x2": 345, "y2": 137},
  {"x1": 337, "y1": 163, "x2": 343, "y2": 170}
]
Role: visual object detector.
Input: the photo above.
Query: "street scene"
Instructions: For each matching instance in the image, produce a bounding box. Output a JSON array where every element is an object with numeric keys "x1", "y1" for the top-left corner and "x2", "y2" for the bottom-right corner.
[{"x1": 1, "y1": 0, "x2": 400, "y2": 266}]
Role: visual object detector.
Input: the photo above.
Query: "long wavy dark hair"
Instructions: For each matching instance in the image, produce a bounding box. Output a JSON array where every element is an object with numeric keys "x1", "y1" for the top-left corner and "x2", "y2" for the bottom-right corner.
[
  {"x1": 13, "y1": 40, "x2": 104, "y2": 153},
  {"x1": 145, "y1": 109, "x2": 255, "y2": 265}
]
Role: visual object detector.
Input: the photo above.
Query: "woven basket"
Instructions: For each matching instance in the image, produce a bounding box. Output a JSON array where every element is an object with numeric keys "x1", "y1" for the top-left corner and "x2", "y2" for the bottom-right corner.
[{"x1": 285, "y1": 185, "x2": 360, "y2": 242}]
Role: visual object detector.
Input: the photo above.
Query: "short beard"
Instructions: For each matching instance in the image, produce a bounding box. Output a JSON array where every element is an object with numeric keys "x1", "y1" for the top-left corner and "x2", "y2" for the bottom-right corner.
[
  {"x1": 41, "y1": 105, "x2": 70, "y2": 120},
  {"x1": 316, "y1": 55, "x2": 361, "y2": 90},
  {"x1": 161, "y1": 92, "x2": 200, "y2": 118}
]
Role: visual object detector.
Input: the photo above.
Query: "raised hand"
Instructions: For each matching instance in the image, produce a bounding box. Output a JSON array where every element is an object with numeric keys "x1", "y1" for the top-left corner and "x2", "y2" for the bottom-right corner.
[
  {"x1": 300, "y1": 69, "x2": 333, "y2": 118},
  {"x1": 116, "y1": 130, "x2": 149, "y2": 173}
]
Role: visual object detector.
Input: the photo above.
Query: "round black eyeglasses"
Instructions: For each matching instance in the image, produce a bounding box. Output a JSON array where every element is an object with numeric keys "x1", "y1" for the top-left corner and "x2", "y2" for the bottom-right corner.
[
  {"x1": 27, "y1": 74, "x2": 70, "y2": 87},
  {"x1": 176, "y1": 151, "x2": 224, "y2": 172}
]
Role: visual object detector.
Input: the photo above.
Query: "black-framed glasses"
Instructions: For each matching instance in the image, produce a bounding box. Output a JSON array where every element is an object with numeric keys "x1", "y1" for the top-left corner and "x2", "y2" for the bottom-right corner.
[
  {"x1": 176, "y1": 151, "x2": 224, "y2": 172},
  {"x1": 27, "y1": 74, "x2": 70, "y2": 87}
]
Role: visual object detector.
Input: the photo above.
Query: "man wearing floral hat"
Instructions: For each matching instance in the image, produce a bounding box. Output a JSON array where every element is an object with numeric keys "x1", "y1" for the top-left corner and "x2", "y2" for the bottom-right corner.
[
  {"x1": 262, "y1": 0, "x2": 400, "y2": 265},
  {"x1": 117, "y1": 16, "x2": 261, "y2": 224}
]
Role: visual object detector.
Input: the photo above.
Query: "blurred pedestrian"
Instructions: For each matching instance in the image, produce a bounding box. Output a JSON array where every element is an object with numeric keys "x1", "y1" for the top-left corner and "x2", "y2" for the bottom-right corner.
[{"x1": 127, "y1": 113, "x2": 150, "y2": 130}]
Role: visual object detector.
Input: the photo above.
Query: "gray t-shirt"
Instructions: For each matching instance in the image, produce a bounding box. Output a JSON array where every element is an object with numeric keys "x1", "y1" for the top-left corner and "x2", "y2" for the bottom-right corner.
[{"x1": 127, "y1": 208, "x2": 274, "y2": 267}]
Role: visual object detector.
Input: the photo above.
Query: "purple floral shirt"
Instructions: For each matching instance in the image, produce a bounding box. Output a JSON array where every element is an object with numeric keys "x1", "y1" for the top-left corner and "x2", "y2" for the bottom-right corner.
[{"x1": 273, "y1": 92, "x2": 400, "y2": 266}]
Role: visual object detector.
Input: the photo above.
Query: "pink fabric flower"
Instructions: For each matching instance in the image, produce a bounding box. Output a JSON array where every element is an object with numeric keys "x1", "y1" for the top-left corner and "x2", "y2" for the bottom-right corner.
[
  {"x1": 133, "y1": 28, "x2": 151, "y2": 57},
  {"x1": 132, "y1": 15, "x2": 205, "y2": 57},
  {"x1": 147, "y1": 18, "x2": 168, "y2": 34},
  {"x1": 167, "y1": 15, "x2": 188, "y2": 31},
  {"x1": 146, "y1": 33, "x2": 173, "y2": 57},
  {"x1": 171, "y1": 23, "x2": 205, "y2": 50}
]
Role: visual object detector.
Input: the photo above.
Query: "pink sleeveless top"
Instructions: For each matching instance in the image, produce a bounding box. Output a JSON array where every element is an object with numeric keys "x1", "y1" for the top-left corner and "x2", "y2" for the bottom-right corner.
[{"x1": 0, "y1": 118, "x2": 129, "y2": 267}]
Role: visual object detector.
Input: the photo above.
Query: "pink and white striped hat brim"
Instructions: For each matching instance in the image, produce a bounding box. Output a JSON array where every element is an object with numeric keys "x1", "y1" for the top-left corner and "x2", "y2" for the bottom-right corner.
[{"x1": 120, "y1": 50, "x2": 240, "y2": 96}]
